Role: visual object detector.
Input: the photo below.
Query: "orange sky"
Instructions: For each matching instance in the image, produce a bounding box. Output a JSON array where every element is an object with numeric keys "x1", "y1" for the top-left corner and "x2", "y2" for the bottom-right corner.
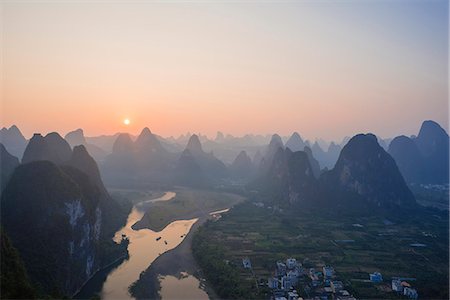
[{"x1": 1, "y1": 1, "x2": 448, "y2": 141}]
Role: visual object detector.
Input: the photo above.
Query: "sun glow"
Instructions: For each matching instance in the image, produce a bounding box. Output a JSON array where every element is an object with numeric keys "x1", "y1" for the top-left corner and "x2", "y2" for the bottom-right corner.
[{"x1": 123, "y1": 118, "x2": 130, "y2": 125}]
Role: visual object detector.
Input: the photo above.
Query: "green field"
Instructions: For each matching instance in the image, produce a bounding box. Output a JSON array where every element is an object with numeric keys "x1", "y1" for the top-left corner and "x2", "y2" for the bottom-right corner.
[
  {"x1": 193, "y1": 201, "x2": 449, "y2": 299},
  {"x1": 134, "y1": 188, "x2": 245, "y2": 231}
]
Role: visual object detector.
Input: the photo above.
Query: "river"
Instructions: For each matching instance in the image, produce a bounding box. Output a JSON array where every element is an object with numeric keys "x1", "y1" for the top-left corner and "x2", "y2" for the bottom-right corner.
[{"x1": 76, "y1": 192, "x2": 200, "y2": 300}]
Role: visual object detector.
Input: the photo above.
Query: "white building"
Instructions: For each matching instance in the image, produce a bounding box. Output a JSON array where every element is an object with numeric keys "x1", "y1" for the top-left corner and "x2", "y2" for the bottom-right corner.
[
  {"x1": 392, "y1": 280, "x2": 403, "y2": 293},
  {"x1": 242, "y1": 258, "x2": 252, "y2": 269},
  {"x1": 287, "y1": 290, "x2": 299, "y2": 300},
  {"x1": 268, "y1": 277, "x2": 279, "y2": 289}
]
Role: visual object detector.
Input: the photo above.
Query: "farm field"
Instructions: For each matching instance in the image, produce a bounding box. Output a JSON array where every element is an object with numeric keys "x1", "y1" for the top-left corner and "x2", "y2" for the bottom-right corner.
[{"x1": 193, "y1": 201, "x2": 449, "y2": 299}]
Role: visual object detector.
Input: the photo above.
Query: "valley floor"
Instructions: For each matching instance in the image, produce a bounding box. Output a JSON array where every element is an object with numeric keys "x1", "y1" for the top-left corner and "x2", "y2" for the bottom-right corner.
[{"x1": 192, "y1": 201, "x2": 449, "y2": 299}]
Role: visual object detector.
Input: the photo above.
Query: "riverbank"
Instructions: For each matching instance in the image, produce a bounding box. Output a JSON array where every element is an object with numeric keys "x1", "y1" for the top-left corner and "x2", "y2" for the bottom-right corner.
[{"x1": 132, "y1": 187, "x2": 244, "y2": 231}]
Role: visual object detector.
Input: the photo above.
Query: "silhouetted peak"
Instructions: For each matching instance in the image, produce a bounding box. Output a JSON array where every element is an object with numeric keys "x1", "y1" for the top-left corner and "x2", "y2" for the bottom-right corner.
[
  {"x1": 7, "y1": 125, "x2": 23, "y2": 137},
  {"x1": 186, "y1": 134, "x2": 203, "y2": 154},
  {"x1": 112, "y1": 133, "x2": 134, "y2": 154},
  {"x1": 71, "y1": 144, "x2": 90, "y2": 159},
  {"x1": 139, "y1": 127, "x2": 152, "y2": 137},
  {"x1": 328, "y1": 133, "x2": 415, "y2": 206},
  {"x1": 135, "y1": 127, "x2": 166, "y2": 153},
  {"x1": 269, "y1": 134, "x2": 283, "y2": 147},
  {"x1": 68, "y1": 145, "x2": 105, "y2": 192},
  {"x1": 341, "y1": 133, "x2": 379, "y2": 156},
  {"x1": 418, "y1": 120, "x2": 448, "y2": 139},
  {"x1": 22, "y1": 132, "x2": 72, "y2": 164},
  {"x1": 215, "y1": 131, "x2": 225, "y2": 142},
  {"x1": 44, "y1": 132, "x2": 72, "y2": 162},
  {"x1": 65, "y1": 128, "x2": 86, "y2": 147},
  {"x1": 285, "y1": 132, "x2": 305, "y2": 152}
]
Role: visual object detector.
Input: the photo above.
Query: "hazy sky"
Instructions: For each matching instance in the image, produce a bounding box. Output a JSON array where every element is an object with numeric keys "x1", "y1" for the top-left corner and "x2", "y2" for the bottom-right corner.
[{"x1": 1, "y1": 0, "x2": 448, "y2": 141}]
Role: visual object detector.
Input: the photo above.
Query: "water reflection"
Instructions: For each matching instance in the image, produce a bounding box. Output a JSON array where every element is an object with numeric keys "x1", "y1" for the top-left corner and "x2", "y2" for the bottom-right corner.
[
  {"x1": 159, "y1": 272, "x2": 209, "y2": 300},
  {"x1": 100, "y1": 192, "x2": 198, "y2": 300}
]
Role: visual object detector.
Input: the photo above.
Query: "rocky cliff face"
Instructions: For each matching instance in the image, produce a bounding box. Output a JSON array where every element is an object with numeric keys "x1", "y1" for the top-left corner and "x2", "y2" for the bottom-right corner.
[
  {"x1": 323, "y1": 134, "x2": 415, "y2": 207},
  {"x1": 1, "y1": 161, "x2": 102, "y2": 296}
]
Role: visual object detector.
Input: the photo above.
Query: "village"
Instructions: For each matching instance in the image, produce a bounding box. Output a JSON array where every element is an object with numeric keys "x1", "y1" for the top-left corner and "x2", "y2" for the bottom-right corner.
[{"x1": 242, "y1": 257, "x2": 420, "y2": 300}]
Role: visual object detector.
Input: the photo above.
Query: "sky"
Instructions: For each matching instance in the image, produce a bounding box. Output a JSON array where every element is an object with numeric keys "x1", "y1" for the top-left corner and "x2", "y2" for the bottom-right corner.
[{"x1": 1, "y1": 0, "x2": 448, "y2": 141}]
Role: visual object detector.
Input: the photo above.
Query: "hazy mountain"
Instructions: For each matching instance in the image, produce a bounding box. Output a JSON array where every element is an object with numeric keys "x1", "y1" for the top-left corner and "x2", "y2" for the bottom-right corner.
[
  {"x1": 102, "y1": 128, "x2": 176, "y2": 185},
  {"x1": 134, "y1": 127, "x2": 167, "y2": 154},
  {"x1": 388, "y1": 120, "x2": 449, "y2": 184},
  {"x1": 65, "y1": 129, "x2": 107, "y2": 161},
  {"x1": 85, "y1": 133, "x2": 121, "y2": 153},
  {"x1": 230, "y1": 150, "x2": 254, "y2": 178},
  {"x1": 252, "y1": 150, "x2": 263, "y2": 166},
  {"x1": 174, "y1": 149, "x2": 206, "y2": 186},
  {"x1": 185, "y1": 133, "x2": 204, "y2": 154},
  {"x1": 303, "y1": 146, "x2": 321, "y2": 178},
  {"x1": 325, "y1": 142, "x2": 341, "y2": 168},
  {"x1": 285, "y1": 132, "x2": 306, "y2": 152},
  {"x1": 0, "y1": 143, "x2": 19, "y2": 192},
  {"x1": 388, "y1": 135, "x2": 424, "y2": 183},
  {"x1": 259, "y1": 134, "x2": 284, "y2": 172},
  {"x1": 323, "y1": 133, "x2": 415, "y2": 207},
  {"x1": 65, "y1": 128, "x2": 87, "y2": 147},
  {"x1": 174, "y1": 134, "x2": 228, "y2": 184},
  {"x1": 0, "y1": 125, "x2": 28, "y2": 159},
  {"x1": 415, "y1": 120, "x2": 449, "y2": 183},
  {"x1": 254, "y1": 148, "x2": 318, "y2": 205},
  {"x1": 45, "y1": 132, "x2": 73, "y2": 162}
]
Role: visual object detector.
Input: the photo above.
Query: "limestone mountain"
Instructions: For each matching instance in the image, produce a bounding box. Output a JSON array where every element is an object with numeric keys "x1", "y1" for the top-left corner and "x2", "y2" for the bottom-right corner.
[
  {"x1": 388, "y1": 135, "x2": 424, "y2": 183},
  {"x1": 65, "y1": 128, "x2": 87, "y2": 147},
  {"x1": 323, "y1": 134, "x2": 415, "y2": 207},
  {"x1": 415, "y1": 120, "x2": 449, "y2": 183},
  {"x1": 1, "y1": 161, "x2": 103, "y2": 296},
  {"x1": 303, "y1": 146, "x2": 321, "y2": 178},
  {"x1": 174, "y1": 149, "x2": 206, "y2": 186},
  {"x1": 258, "y1": 134, "x2": 284, "y2": 172},
  {"x1": 254, "y1": 147, "x2": 318, "y2": 205},
  {"x1": 285, "y1": 132, "x2": 306, "y2": 152},
  {"x1": 388, "y1": 120, "x2": 449, "y2": 184},
  {"x1": 230, "y1": 150, "x2": 254, "y2": 178},
  {"x1": 0, "y1": 125, "x2": 27, "y2": 159},
  {"x1": 22, "y1": 133, "x2": 71, "y2": 164},
  {"x1": 65, "y1": 129, "x2": 108, "y2": 162},
  {"x1": 102, "y1": 128, "x2": 176, "y2": 185},
  {"x1": 174, "y1": 134, "x2": 228, "y2": 183}
]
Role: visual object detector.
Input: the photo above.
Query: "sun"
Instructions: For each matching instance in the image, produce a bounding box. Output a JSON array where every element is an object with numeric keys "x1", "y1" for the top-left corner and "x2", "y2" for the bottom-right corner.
[{"x1": 123, "y1": 118, "x2": 130, "y2": 125}]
